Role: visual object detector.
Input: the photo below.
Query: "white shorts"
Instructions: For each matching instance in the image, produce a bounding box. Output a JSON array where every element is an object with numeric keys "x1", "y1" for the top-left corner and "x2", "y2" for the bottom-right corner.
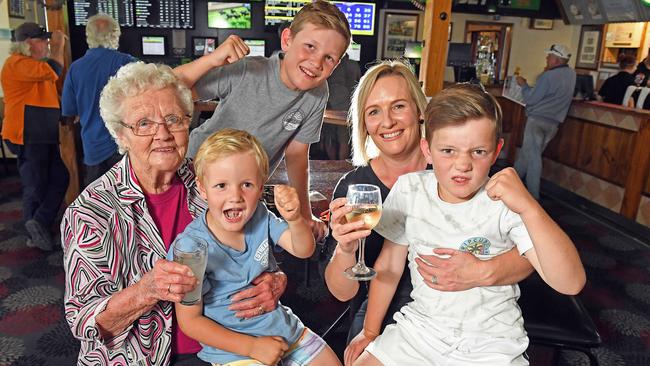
[{"x1": 365, "y1": 321, "x2": 529, "y2": 366}]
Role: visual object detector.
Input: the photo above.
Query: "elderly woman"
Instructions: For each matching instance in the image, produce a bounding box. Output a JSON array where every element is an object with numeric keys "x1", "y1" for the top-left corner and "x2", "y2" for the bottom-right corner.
[
  {"x1": 62, "y1": 62, "x2": 286, "y2": 366},
  {"x1": 323, "y1": 60, "x2": 535, "y2": 365}
]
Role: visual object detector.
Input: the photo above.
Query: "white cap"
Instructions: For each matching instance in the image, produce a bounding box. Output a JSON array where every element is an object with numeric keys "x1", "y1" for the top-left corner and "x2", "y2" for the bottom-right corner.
[{"x1": 546, "y1": 44, "x2": 571, "y2": 59}]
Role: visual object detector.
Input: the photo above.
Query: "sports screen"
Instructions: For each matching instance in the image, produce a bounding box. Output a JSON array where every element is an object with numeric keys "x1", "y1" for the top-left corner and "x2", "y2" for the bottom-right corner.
[
  {"x1": 333, "y1": 2, "x2": 375, "y2": 36},
  {"x1": 264, "y1": 0, "x2": 310, "y2": 27},
  {"x1": 207, "y1": 2, "x2": 252, "y2": 29},
  {"x1": 141, "y1": 35, "x2": 166, "y2": 56},
  {"x1": 244, "y1": 40, "x2": 266, "y2": 57},
  {"x1": 72, "y1": 0, "x2": 135, "y2": 27},
  {"x1": 134, "y1": 0, "x2": 194, "y2": 28}
]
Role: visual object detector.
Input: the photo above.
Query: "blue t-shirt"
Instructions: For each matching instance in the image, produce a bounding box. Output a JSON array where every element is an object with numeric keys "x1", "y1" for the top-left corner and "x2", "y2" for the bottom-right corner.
[
  {"x1": 61, "y1": 47, "x2": 134, "y2": 165},
  {"x1": 168, "y1": 202, "x2": 304, "y2": 364}
]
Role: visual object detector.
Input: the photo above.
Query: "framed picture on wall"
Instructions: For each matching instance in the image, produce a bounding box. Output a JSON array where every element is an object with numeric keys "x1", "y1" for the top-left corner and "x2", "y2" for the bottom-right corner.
[
  {"x1": 530, "y1": 19, "x2": 553, "y2": 30},
  {"x1": 378, "y1": 11, "x2": 420, "y2": 59},
  {"x1": 576, "y1": 25, "x2": 603, "y2": 70},
  {"x1": 9, "y1": 0, "x2": 25, "y2": 18}
]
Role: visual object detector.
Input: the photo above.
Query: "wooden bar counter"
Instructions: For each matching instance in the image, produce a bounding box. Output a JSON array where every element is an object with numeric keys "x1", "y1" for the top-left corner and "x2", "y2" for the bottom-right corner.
[{"x1": 497, "y1": 94, "x2": 650, "y2": 228}]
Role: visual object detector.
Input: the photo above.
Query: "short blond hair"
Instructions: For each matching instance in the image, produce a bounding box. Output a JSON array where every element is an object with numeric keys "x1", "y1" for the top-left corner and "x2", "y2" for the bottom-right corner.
[
  {"x1": 194, "y1": 129, "x2": 270, "y2": 184},
  {"x1": 424, "y1": 83, "x2": 502, "y2": 143},
  {"x1": 350, "y1": 59, "x2": 428, "y2": 166},
  {"x1": 290, "y1": 0, "x2": 351, "y2": 52}
]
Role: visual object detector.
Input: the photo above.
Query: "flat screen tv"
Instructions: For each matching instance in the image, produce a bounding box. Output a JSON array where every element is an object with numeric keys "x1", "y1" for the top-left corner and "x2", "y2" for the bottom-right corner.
[
  {"x1": 244, "y1": 39, "x2": 266, "y2": 57},
  {"x1": 207, "y1": 2, "x2": 252, "y2": 29},
  {"x1": 193, "y1": 37, "x2": 218, "y2": 57},
  {"x1": 447, "y1": 42, "x2": 472, "y2": 66},
  {"x1": 141, "y1": 35, "x2": 166, "y2": 56},
  {"x1": 333, "y1": 1, "x2": 376, "y2": 36}
]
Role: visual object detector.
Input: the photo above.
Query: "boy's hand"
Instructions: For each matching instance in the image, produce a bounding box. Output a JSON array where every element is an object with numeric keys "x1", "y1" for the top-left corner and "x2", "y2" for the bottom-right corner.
[
  {"x1": 210, "y1": 35, "x2": 249, "y2": 67},
  {"x1": 274, "y1": 185, "x2": 301, "y2": 222},
  {"x1": 249, "y1": 336, "x2": 289, "y2": 365},
  {"x1": 485, "y1": 167, "x2": 538, "y2": 215}
]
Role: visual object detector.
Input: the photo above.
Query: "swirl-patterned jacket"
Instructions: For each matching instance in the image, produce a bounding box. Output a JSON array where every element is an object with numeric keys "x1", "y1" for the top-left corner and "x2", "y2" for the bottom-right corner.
[{"x1": 61, "y1": 156, "x2": 206, "y2": 365}]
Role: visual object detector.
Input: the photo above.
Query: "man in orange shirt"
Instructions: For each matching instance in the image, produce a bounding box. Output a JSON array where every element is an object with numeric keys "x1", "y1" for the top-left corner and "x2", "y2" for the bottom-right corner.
[{"x1": 1, "y1": 22, "x2": 69, "y2": 251}]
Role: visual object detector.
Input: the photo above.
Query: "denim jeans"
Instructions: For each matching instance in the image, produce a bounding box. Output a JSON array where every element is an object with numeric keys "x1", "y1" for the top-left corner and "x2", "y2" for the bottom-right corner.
[
  {"x1": 5, "y1": 140, "x2": 69, "y2": 226},
  {"x1": 513, "y1": 116, "x2": 559, "y2": 199}
]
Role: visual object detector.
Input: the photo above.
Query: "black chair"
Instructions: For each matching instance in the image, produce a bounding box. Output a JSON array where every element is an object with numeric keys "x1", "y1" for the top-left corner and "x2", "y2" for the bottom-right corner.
[{"x1": 518, "y1": 274, "x2": 601, "y2": 366}]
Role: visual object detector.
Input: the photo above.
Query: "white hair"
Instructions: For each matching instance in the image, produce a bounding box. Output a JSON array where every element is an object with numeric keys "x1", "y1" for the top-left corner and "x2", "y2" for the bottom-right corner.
[
  {"x1": 9, "y1": 41, "x2": 31, "y2": 56},
  {"x1": 99, "y1": 62, "x2": 193, "y2": 154},
  {"x1": 86, "y1": 13, "x2": 120, "y2": 49}
]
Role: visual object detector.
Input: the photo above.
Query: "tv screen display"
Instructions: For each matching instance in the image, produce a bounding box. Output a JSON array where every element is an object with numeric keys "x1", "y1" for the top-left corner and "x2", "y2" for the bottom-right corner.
[
  {"x1": 447, "y1": 43, "x2": 472, "y2": 66},
  {"x1": 141, "y1": 35, "x2": 166, "y2": 56},
  {"x1": 134, "y1": 0, "x2": 194, "y2": 28},
  {"x1": 264, "y1": 0, "x2": 309, "y2": 27},
  {"x1": 207, "y1": 2, "x2": 252, "y2": 29},
  {"x1": 404, "y1": 41, "x2": 422, "y2": 59},
  {"x1": 347, "y1": 42, "x2": 361, "y2": 61},
  {"x1": 193, "y1": 37, "x2": 218, "y2": 57},
  {"x1": 72, "y1": 0, "x2": 134, "y2": 27},
  {"x1": 244, "y1": 40, "x2": 266, "y2": 57},
  {"x1": 333, "y1": 2, "x2": 375, "y2": 36}
]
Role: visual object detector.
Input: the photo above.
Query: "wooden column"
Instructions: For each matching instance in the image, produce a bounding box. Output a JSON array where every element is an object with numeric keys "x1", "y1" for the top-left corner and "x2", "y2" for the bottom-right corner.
[
  {"x1": 420, "y1": 0, "x2": 451, "y2": 96},
  {"x1": 45, "y1": 2, "x2": 79, "y2": 204},
  {"x1": 621, "y1": 121, "x2": 650, "y2": 219}
]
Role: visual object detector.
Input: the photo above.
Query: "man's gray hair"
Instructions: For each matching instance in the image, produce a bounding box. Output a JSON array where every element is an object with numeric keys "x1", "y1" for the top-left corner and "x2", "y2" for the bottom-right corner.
[
  {"x1": 86, "y1": 13, "x2": 120, "y2": 49},
  {"x1": 99, "y1": 62, "x2": 193, "y2": 154},
  {"x1": 9, "y1": 41, "x2": 31, "y2": 56}
]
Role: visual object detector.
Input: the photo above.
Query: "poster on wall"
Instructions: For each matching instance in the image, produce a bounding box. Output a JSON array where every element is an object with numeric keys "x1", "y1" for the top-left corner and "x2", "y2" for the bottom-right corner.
[
  {"x1": 9, "y1": 0, "x2": 25, "y2": 18},
  {"x1": 576, "y1": 25, "x2": 603, "y2": 70},
  {"x1": 381, "y1": 13, "x2": 419, "y2": 59}
]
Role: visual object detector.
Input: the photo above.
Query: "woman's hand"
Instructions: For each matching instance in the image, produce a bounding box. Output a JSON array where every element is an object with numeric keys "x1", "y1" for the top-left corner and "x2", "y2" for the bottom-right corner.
[
  {"x1": 249, "y1": 336, "x2": 289, "y2": 365},
  {"x1": 344, "y1": 331, "x2": 374, "y2": 366},
  {"x1": 229, "y1": 272, "x2": 287, "y2": 319},
  {"x1": 329, "y1": 197, "x2": 370, "y2": 254},
  {"x1": 415, "y1": 249, "x2": 486, "y2": 291},
  {"x1": 139, "y1": 259, "x2": 198, "y2": 305}
]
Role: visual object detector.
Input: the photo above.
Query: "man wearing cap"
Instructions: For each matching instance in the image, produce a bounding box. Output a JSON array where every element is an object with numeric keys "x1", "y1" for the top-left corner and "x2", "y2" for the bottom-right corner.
[
  {"x1": 514, "y1": 43, "x2": 576, "y2": 199},
  {"x1": 61, "y1": 13, "x2": 135, "y2": 187},
  {"x1": 1, "y1": 22, "x2": 69, "y2": 251}
]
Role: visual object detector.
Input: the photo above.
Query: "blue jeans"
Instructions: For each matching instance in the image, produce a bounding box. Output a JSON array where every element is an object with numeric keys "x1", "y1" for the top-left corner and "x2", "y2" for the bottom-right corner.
[
  {"x1": 5, "y1": 141, "x2": 69, "y2": 227},
  {"x1": 513, "y1": 116, "x2": 559, "y2": 199}
]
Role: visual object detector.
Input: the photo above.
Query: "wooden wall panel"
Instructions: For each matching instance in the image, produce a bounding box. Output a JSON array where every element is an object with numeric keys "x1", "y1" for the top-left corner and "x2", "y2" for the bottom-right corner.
[{"x1": 544, "y1": 118, "x2": 583, "y2": 167}]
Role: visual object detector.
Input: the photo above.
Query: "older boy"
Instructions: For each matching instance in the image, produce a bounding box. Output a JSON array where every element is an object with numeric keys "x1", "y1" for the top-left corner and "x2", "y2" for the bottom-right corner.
[
  {"x1": 352, "y1": 84, "x2": 585, "y2": 366},
  {"x1": 174, "y1": 1, "x2": 351, "y2": 241}
]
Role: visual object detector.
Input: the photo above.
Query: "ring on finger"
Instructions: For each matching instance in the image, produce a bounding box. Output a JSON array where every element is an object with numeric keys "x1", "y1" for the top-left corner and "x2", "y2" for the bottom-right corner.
[
  {"x1": 257, "y1": 305, "x2": 265, "y2": 315},
  {"x1": 431, "y1": 275, "x2": 437, "y2": 284}
]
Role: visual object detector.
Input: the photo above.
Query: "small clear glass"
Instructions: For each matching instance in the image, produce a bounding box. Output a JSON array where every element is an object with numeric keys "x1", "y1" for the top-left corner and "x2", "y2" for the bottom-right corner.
[{"x1": 172, "y1": 236, "x2": 208, "y2": 305}]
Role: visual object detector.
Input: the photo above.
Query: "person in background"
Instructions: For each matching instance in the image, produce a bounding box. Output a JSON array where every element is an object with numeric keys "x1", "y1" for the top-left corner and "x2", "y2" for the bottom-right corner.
[
  {"x1": 174, "y1": 0, "x2": 352, "y2": 243},
  {"x1": 632, "y1": 50, "x2": 650, "y2": 87},
  {"x1": 598, "y1": 54, "x2": 636, "y2": 105},
  {"x1": 320, "y1": 53, "x2": 361, "y2": 160},
  {"x1": 324, "y1": 60, "x2": 534, "y2": 365},
  {"x1": 172, "y1": 129, "x2": 341, "y2": 366},
  {"x1": 1, "y1": 22, "x2": 69, "y2": 251},
  {"x1": 514, "y1": 43, "x2": 576, "y2": 200},
  {"x1": 352, "y1": 83, "x2": 585, "y2": 366},
  {"x1": 62, "y1": 62, "x2": 288, "y2": 366},
  {"x1": 61, "y1": 13, "x2": 135, "y2": 187}
]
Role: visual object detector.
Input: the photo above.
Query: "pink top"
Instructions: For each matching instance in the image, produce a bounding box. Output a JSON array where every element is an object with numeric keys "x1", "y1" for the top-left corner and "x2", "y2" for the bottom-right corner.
[{"x1": 144, "y1": 176, "x2": 202, "y2": 356}]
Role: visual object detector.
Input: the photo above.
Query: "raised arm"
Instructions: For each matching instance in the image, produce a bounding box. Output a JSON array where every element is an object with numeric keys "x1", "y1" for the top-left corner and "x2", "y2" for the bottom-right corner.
[
  {"x1": 274, "y1": 184, "x2": 316, "y2": 258},
  {"x1": 486, "y1": 168, "x2": 585, "y2": 295},
  {"x1": 173, "y1": 35, "x2": 249, "y2": 89},
  {"x1": 284, "y1": 139, "x2": 328, "y2": 242}
]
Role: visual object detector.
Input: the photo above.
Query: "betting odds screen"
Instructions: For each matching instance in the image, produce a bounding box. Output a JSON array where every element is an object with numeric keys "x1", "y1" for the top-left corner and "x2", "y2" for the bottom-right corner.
[
  {"x1": 135, "y1": 0, "x2": 194, "y2": 28},
  {"x1": 72, "y1": 0, "x2": 135, "y2": 27}
]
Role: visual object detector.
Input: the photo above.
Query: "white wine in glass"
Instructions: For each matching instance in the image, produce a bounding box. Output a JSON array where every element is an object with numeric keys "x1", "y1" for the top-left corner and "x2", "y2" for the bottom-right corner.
[{"x1": 344, "y1": 184, "x2": 382, "y2": 281}]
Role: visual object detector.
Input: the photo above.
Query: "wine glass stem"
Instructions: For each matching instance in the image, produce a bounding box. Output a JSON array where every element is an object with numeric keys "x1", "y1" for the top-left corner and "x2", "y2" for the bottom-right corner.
[{"x1": 357, "y1": 238, "x2": 367, "y2": 267}]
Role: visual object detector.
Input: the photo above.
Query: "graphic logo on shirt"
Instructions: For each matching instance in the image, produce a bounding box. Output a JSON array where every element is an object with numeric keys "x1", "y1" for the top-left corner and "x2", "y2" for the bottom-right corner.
[
  {"x1": 459, "y1": 237, "x2": 491, "y2": 255},
  {"x1": 282, "y1": 109, "x2": 304, "y2": 131},
  {"x1": 255, "y1": 239, "x2": 269, "y2": 268}
]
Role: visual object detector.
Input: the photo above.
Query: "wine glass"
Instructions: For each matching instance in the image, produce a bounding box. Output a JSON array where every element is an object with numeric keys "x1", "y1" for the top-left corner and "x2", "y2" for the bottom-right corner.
[{"x1": 344, "y1": 184, "x2": 382, "y2": 281}]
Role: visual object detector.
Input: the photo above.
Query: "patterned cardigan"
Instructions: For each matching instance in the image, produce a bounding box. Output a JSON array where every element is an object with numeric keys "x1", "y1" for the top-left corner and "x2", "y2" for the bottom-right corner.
[{"x1": 61, "y1": 156, "x2": 207, "y2": 365}]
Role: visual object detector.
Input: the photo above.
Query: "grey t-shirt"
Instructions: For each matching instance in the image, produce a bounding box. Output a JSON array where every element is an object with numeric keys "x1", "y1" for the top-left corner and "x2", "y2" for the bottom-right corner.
[{"x1": 189, "y1": 53, "x2": 328, "y2": 172}]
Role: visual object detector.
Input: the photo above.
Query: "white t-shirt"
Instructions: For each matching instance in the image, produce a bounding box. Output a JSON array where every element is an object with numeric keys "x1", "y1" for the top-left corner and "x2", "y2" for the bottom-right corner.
[{"x1": 374, "y1": 170, "x2": 534, "y2": 339}]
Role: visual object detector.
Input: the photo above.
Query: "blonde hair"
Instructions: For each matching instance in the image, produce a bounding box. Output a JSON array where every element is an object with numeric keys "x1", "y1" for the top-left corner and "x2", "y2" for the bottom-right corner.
[
  {"x1": 194, "y1": 129, "x2": 270, "y2": 184},
  {"x1": 350, "y1": 59, "x2": 428, "y2": 166},
  {"x1": 99, "y1": 62, "x2": 193, "y2": 154},
  {"x1": 424, "y1": 83, "x2": 502, "y2": 143},
  {"x1": 9, "y1": 41, "x2": 31, "y2": 56},
  {"x1": 86, "y1": 13, "x2": 120, "y2": 49},
  {"x1": 290, "y1": 0, "x2": 351, "y2": 53}
]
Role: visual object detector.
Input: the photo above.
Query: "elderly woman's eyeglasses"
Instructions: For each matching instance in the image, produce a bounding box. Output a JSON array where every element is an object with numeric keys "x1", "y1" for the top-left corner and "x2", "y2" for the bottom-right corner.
[{"x1": 119, "y1": 114, "x2": 191, "y2": 136}]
